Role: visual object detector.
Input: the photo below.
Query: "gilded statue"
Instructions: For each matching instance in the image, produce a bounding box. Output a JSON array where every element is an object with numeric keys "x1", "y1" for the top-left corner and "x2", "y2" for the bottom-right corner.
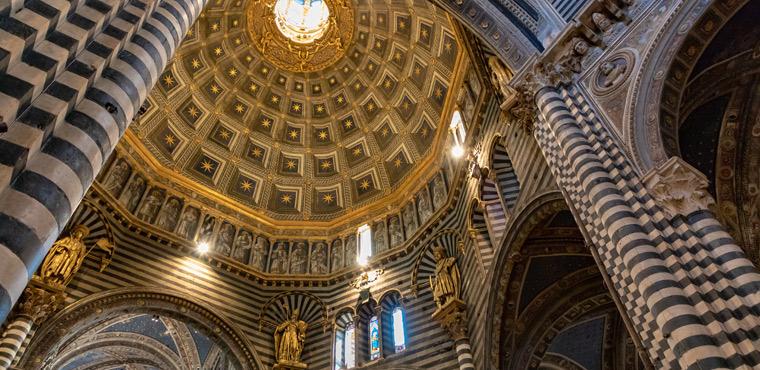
[
  {"x1": 41, "y1": 225, "x2": 114, "y2": 288},
  {"x1": 274, "y1": 309, "x2": 308, "y2": 368},
  {"x1": 429, "y1": 245, "x2": 461, "y2": 309}
]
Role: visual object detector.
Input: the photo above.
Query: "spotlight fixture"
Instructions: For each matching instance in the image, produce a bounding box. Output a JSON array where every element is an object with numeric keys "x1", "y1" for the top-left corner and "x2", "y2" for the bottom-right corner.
[
  {"x1": 196, "y1": 241, "x2": 210, "y2": 254},
  {"x1": 451, "y1": 144, "x2": 465, "y2": 158}
]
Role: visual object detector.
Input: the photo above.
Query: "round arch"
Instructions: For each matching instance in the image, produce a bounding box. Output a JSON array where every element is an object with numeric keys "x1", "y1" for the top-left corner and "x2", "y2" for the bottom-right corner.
[
  {"x1": 20, "y1": 286, "x2": 264, "y2": 369},
  {"x1": 625, "y1": 0, "x2": 750, "y2": 171}
]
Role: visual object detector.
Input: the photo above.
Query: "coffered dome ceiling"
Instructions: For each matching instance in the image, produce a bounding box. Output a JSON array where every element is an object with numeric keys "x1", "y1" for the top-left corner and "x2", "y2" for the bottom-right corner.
[{"x1": 128, "y1": 0, "x2": 464, "y2": 228}]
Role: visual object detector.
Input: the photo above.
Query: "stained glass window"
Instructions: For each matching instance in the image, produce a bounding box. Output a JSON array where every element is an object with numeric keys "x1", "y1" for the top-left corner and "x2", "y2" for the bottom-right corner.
[
  {"x1": 392, "y1": 307, "x2": 406, "y2": 352},
  {"x1": 369, "y1": 315, "x2": 381, "y2": 360},
  {"x1": 345, "y1": 323, "x2": 355, "y2": 368}
]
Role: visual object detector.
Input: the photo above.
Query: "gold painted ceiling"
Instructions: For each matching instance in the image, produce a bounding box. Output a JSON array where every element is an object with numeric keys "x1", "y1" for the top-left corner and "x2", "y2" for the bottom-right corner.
[{"x1": 129, "y1": 0, "x2": 463, "y2": 226}]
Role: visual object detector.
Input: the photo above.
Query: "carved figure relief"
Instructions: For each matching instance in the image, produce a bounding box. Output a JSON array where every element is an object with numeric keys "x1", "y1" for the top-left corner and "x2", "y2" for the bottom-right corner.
[
  {"x1": 373, "y1": 221, "x2": 388, "y2": 254},
  {"x1": 232, "y1": 230, "x2": 252, "y2": 263},
  {"x1": 199, "y1": 214, "x2": 216, "y2": 242},
  {"x1": 591, "y1": 49, "x2": 635, "y2": 95},
  {"x1": 156, "y1": 198, "x2": 181, "y2": 231},
  {"x1": 643, "y1": 157, "x2": 715, "y2": 218},
  {"x1": 592, "y1": 12, "x2": 613, "y2": 34},
  {"x1": 136, "y1": 188, "x2": 164, "y2": 222},
  {"x1": 290, "y1": 242, "x2": 307, "y2": 274},
  {"x1": 311, "y1": 242, "x2": 328, "y2": 274},
  {"x1": 216, "y1": 222, "x2": 235, "y2": 256},
  {"x1": 104, "y1": 160, "x2": 131, "y2": 195},
  {"x1": 120, "y1": 176, "x2": 146, "y2": 212},
  {"x1": 331, "y1": 239, "x2": 343, "y2": 272},
  {"x1": 270, "y1": 242, "x2": 289, "y2": 274},
  {"x1": 251, "y1": 236, "x2": 268, "y2": 270},
  {"x1": 389, "y1": 216, "x2": 403, "y2": 248},
  {"x1": 176, "y1": 207, "x2": 200, "y2": 239}
]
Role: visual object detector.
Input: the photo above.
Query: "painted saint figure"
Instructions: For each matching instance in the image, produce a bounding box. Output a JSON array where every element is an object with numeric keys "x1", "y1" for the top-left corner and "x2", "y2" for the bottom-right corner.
[
  {"x1": 429, "y1": 245, "x2": 461, "y2": 309},
  {"x1": 274, "y1": 309, "x2": 308, "y2": 366}
]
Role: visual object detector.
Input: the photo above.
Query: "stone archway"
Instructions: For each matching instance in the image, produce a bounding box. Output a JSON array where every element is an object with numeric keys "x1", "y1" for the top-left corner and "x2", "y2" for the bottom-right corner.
[{"x1": 19, "y1": 286, "x2": 264, "y2": 370}]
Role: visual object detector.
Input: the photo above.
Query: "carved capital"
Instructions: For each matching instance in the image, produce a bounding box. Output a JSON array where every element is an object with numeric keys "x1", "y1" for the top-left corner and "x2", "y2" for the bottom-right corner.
[
  {"x1": 642, "y1": 157, "x2": 715, "y2": 218},
  {"x1": 16, "y1": 285, "x2": 66, "y2": 324},
  {"x1": 431, "y1": 298, "x2": 468, "y2": 341}
]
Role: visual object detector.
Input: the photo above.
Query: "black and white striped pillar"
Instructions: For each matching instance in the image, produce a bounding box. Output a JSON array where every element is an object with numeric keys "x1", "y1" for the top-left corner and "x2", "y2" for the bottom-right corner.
[
  {"x1": 454, "y1": 337, "x2": 474, "y2": 370},
  {"x1": 0, "y1": 315, "x2": 32, "y2": 368},
  {"x1": 534, "y1": 84, "x2": 760, "y2": 369},
  {"x1": 0, "y1": 0, "x2": 207, "y2": 323}
]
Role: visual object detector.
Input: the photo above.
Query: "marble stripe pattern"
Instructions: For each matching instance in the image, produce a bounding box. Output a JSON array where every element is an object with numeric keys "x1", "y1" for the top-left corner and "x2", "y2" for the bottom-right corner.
[
  {"x1": 534, "y1": 84, "x2": 760, "y2": 369},
  {"x1": 0, "y1": 0, "x2": 207, "y2": 323},
  {"x1": 0, "y1": 316, "x2": 32, "y2": 368}
]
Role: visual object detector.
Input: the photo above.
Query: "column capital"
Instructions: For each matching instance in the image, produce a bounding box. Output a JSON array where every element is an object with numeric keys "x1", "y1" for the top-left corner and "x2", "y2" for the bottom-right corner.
[
  {"x1": 16, "y1": 284, "x2": 66, "y2": 324},
  {"x1": 642, "y1": 156, "x2": 715, "y2": 218}
]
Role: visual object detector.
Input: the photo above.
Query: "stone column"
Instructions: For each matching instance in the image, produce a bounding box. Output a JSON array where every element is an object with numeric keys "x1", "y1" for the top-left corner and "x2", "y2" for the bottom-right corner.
[
  {"x1": 432, "y1": 299, "x2": 474, "y2": 370},
  {"x1": 0, "y1": 0, "x2": 208, "y2": 323},
  {"x1": 532, "y1": 84, "x2": 760, "y2": 369},
  {"x1": 0, "y1": 285, "x2": 65, "y2": 369}
]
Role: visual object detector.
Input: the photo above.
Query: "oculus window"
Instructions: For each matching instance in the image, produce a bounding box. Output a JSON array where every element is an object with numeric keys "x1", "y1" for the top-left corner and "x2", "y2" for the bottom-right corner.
[{"x1": 274, "y1": 0, "x2": 330, "y2": 44}]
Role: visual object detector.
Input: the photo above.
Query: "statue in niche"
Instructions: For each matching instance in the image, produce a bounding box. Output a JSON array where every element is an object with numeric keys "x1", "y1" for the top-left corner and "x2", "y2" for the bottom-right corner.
[
  {"x1": 290, "y1": 242, "x2": 307, "y2": 274},
  {"x1": 274, "y1": 309, "x2": 308, "y2": 368},
  {"x1": 232, "y1": 230, "x2": 252, "y2": 263},
  {"x1": 199, "y1": 214, "x2": 216, "y2": 242},
  {"x1": 156, "y1": 198, "x2": 180, "y2": 231},
  {"x1": 104, "y1": 160, "x2": 130, "y2": 195},
  {"x1": 417, "y1": 191, "x2": 433, "y2": 223},
  {"x1": 373, "y1": 221, "x2": 388, "y2": 254},
  {"x1": 251, "y1": 236, "x2": 267, "y2": 270},
  {"x1": 311, "y1": 242, "x2": 328, "y2": 274},
  {"x1": 592, "y1": 12, "x2": 613, "y2": 34},
  {"x1": 270, "y1": 242, "x2": 289, "y2": 273},
  {"x1": 136, "y1": 188, "x2": 163, "y2": 222},
  {"x1": 389, "y1": 216, "x2": 403, "y2": 248},
  {"x1": 216, "y1": 223, "x2": 235, "y2": 256},
  {"x1": 429, "y1": 245, "x2": 461, "y2": 310},
  {"x1": 402, "y1": 203, "x2": 417, "y2": 237},
  {"x1": 176, "y1": 207, "x2": 199, "y2": 239},
  {"x1": 331, "y1": 240, "x2": 343, "y2": 272},
  {"x1": 432, "y1": 175, "x2": 446, "y2": 210},
  {"x1": 41, "y1": 225, "x2": 114, "y2": 288},
  {"x1": 120, "y1": 176, "x2": 146, "y2": 212},
  {"x1": 345, "y1": 235, "x2": 357, "y2": 267}
]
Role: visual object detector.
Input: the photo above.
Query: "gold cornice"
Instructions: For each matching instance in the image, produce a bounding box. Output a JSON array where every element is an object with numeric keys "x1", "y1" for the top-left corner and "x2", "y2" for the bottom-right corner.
[{"x1": 121, "y1": 40, "x2": 466, "y2": 235}]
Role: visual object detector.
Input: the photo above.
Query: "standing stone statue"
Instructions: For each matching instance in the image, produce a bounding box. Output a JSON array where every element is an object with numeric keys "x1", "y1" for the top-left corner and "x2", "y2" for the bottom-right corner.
[
  {"x1": 156, "y1": 198, "x2": 181, "y2": 231},
  {"x1": 233, "y1": 230, "x2": 252, "y2": 263},
  {"x1": 176, "y1": 207, "x2": 199, "y2": 239},
  {"x1": 432, "y1": 175, "x2": 446, "y2": 210},
  {"x1": 104, "y1": 160, "x2": 130, "y2": 195},
  {"x1": 311, "y1": 242, "x2": 328, "y2": 274},
  {"x1": 429, "y1": 245, "x2": 461, "y2": 309},
  {"x1": 290, "y1": 242, "x2": 307, "y2": 274},
  {"x1": 402, "y1": 203, "x2": 417, "y2": 236},
  {"x1": 331, "y1": 240, "x2": 343, "y2": 272},
  {"x1": 251, "y1": 236, "x2": 267, "y2": 270},
  {"x1": 389, "y1": 216, "x2": 403, "y2": 248},
  {"x1": 271, "y1": 243, "x2": 289, "y2": 273},
  {"x1": 373, "y1": 221, "x2": 388, "y2": 253},
  {"x1": 136, "y1": 188, "x2": 163, "y2": 222},
  {"x1": 345, "y1": 235, "x2": 357, "y2": 267},
  {"x1": 41, "y1": 225, "x2": 114, "y2": 288},
  {"x1": 274, "y1": 309, "x2": 308, "y2": 368},
  {"x1": 217, "y1": 223, "x2": 235, "y2": 256},
  {"x1": 199, "y1": 215, "x2": 216, "y2": 242},
  {"x1": 417, "y1": 192, "x2": 432, "y2": 223},
  {"x1": 120, "y1": 176, "x2": 146, "y2": 212}
]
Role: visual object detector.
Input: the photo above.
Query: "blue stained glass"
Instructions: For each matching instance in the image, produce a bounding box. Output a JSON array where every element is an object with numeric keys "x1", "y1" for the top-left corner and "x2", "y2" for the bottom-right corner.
[{"x1": 369, "y1": 316, "x2": 380, "y2": 360}]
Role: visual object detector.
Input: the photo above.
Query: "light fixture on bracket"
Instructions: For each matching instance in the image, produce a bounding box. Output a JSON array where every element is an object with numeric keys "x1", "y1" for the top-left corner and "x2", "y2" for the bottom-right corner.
[{"x1": 350, "y1": 268, "x2": 384, "y2": 290}]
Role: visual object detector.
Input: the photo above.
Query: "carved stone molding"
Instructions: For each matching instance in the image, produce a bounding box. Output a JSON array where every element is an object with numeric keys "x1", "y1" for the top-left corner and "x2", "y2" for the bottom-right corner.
[
  {"x1": 431, "y1": 298, "x2": 467, "y2": 341},
  {"x1": 642, "y1": 157, "x2": 715, "y2": 218},
  {"x1": 16, "y1": 285, "x2": 66, "y2": 324}
]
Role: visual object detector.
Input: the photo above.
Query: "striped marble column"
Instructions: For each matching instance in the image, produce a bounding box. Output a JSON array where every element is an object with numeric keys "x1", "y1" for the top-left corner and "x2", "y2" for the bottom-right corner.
[
  {"x1": 0, "y1": 0, "x2": 207, "y2": 323},
  {"x1": 533, "y1": 84, "x2": 760, "y2": 369},
  {"x1": 0, "y1": 316, "x2": 32, "y2": 369},
  {"x1": 454, "y1": 337, "x2": 475, "y2": 370}
]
